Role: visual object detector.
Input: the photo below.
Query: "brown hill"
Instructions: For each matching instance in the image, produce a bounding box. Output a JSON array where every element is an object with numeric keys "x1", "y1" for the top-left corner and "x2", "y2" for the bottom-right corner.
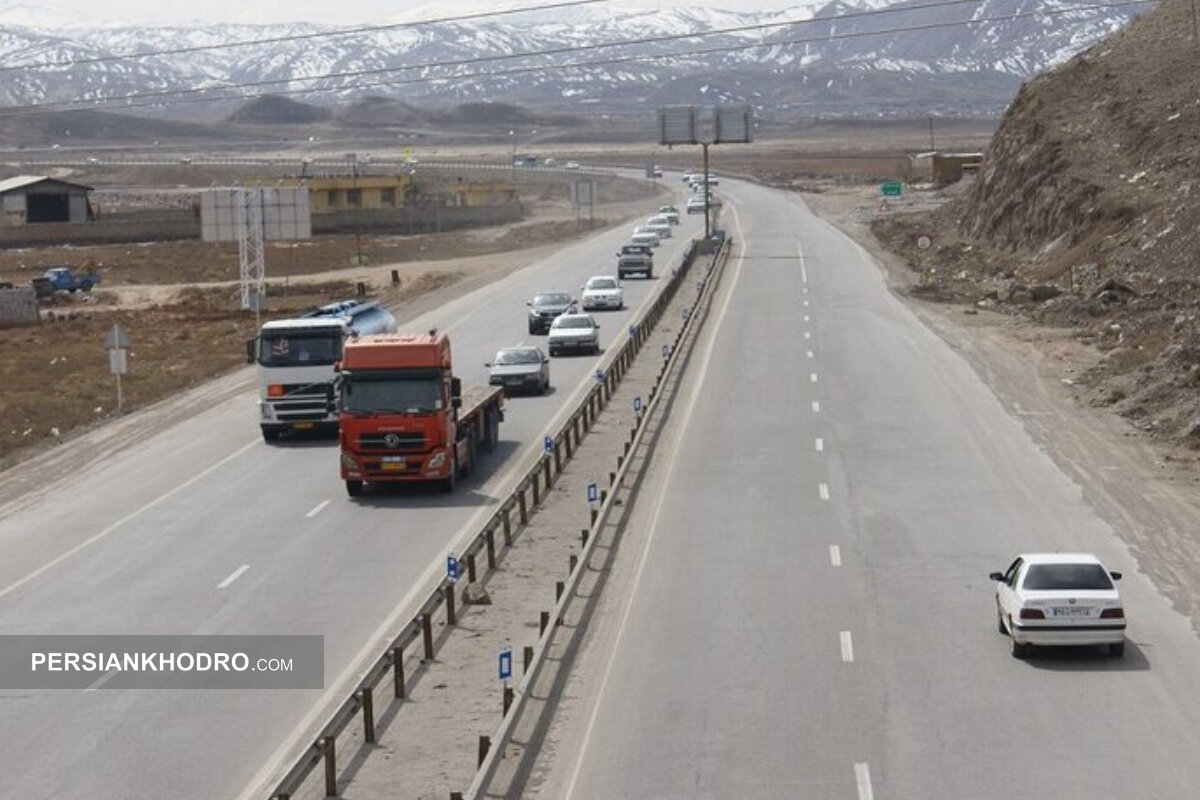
[{"x1": 875, "y1": 0, "x2": 1200, "y2": 447}]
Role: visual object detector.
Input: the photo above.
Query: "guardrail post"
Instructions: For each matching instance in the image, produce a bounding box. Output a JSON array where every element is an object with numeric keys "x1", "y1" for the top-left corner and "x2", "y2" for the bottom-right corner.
[
  {"x1": 617, "y1": 455, "x2": 624, "y2": 471},
  {"x1": 486, "y1": 529, "x2": 496, "y2": 570},
  {"x1": 601, "y1": 488, "x2": 608, "y2": 504},
  {"x1": 392, "y1": 646, "x2": 405, "y2": 698},
  {"x1": 362, "y1": 687, "x2": 376, "y2": 744},
  {"x1": 569, "y1": 555, "x2": 578, "y2": 574},
  {"x1": 446, "y1": 584, "x2": 457, "y2": 626},
  {"x1": 503, "y1": 506, "x2": 513, "y2": 545},
  {"x1": 543, "y1": 456, "x2": 552, "y2": 488},
  {"x1": 323, "y1": 736, "x2": 337, "y2": 797},
  {"x1": 553, "y1": 441, "x2": 562, "y2": 474},
  {"x1": 422, "y1": 614, "x2": 434, "y2": 660},
  {"x1": 478, "y1": 736, "x2": 490, "y2": 769},
  {"x1": 573, "y1": 414, "x2": 581, "y2": 444},
  {"x1": 503, "y1": 686, "x2": 514, "y2": 716},
  {"x1": 523, "y1": 645, "x2": 533, "y2": 673},
  {"x1": 556, "y1": 581, "x2": 564, "y2": 602},
  {"x1": 519, "y1": 488, "x2": 529, "y2": 524},
  {"x1": 467, "y1": 553, "x2": 477, "y2": 584},
  {"x1": 581, "y1": 529, "x2": 589, "y2": 546},
  {"x1": 540, "y1": 611, "x2": 550, "y2": 637},
  {"x1": 609, "y1": 471, "x2": 616, "y2": 487},
  {"x1": 532, "y1": 469, "x2": 541, "y2": 506}
]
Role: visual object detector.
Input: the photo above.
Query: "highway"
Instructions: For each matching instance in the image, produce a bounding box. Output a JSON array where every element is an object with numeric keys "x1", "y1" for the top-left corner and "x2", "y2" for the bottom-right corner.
[
  {"x1": 0, "y1": 184, "x2": 700, "y2": 800},
  {"x1": 530, "y1": 181, "x2": 1200, "y2": 799}
]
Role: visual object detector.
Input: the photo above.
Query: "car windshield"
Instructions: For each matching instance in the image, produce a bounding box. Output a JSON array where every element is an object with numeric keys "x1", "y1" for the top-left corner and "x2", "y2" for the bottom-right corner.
[
  {"x1": 554, "y1": 317, "x2": 594, "y2": 329},
  {"x1": 495, "y1": 348, "x2": 541, "y2": 365},
  {"x1": 587, "y1": 278, "x2": 618, "y2": 290},
  {"x1": 533, "y1": 293, "x2": 571, "y2": 307},
  {"x1": 258, "y1": 332, "x2": 341, "y2": 367},
  {"x1": 1022, "y1": 563, "x2": 1114, "y2": 591}
]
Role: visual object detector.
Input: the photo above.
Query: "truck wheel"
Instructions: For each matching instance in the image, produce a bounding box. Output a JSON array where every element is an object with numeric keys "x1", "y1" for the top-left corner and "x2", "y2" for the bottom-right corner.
[
  {"x1": 483, "y1": 408, "x2": 500, "y2": 451},
  {"x1": 261, "y1": 426, "x2": 283, "y2": 442},
  {"x1": 441, "y1": 460, "x2": 457, "y2": 493},
  {"x1": 346, "y1": 480, "x2": 363, "y2": 498}
]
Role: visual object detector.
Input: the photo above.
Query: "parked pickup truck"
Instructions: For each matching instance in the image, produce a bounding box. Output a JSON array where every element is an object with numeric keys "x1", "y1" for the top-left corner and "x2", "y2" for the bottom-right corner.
[
  {"x1": 617, "y1": 243, "x2": 654, "y2": 279},
  {"x1": 43, "y1": 266, "x2": 100, "y2": 293}
]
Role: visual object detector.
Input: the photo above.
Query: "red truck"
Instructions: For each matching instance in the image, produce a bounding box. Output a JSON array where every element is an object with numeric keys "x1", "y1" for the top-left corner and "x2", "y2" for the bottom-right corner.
[{"x1": 337, "y1": 330, "x2": 504, "y2": 496}]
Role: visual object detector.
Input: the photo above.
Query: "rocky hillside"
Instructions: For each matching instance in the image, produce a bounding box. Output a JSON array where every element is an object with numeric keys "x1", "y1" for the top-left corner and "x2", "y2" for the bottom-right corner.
[{"x1": 874, "y1": 0, "x2": 1200, "y2": 447}]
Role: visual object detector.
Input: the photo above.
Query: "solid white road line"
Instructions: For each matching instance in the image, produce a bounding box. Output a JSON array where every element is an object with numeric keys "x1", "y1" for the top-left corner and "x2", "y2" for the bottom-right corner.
[
  {"x1": 0, "y1": 439, "x2": 259, "y2": 603},
  {"x1": 815, "y1": 438, "x2": 824, "y2": 452},
  {"x1": 799, "y1": 244, "x2": 808, "y2": 284},
  {"x1": 305, "y1": 500, "x2": 331, "y2": 519},
  {"x1": 819, "y1": 483, "x2": 830, "y2": 501},
  {"x1": 841, "y1": 631, "x2": 855, "y2": 662},
  {"x1": 218, "y1": 564, "x2": 251, "y2": 590},
  {"x1": 829, "y1": 545, "x2": 842, "y2": 566},
  {"x1": 562, "y1": 202, "x2": 750, "y2": 800},
  {"x1": 855, "y1": 763, "x2": 874, "y2": 800}
]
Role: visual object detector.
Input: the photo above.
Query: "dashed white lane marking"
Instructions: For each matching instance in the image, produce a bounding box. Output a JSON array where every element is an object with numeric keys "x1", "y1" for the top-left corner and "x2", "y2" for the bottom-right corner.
[
  {"x1": 855, "y1": 763, "x2": 874, "y2": 800},
  {"x1": 85, "y1": 670, "x2": 118, "y2": 692},
  {"x1": 812, "y1": 401, "x2": 821, "y2": 413},
  {"x1": 830, "y1": 545, "x2": 842, "y2": 566},
  {"x1": 815, "y1": 438, "x2": 824, "y2": 452},
  {"x1": 819, "y1": 483, "x2": 830, "y2": 501},
  {"x1": 804, "y1": 315, "x2": 810, "y2": 322},
  {"x1": 799, "y1": 244, "x2": 808, "y2": 284},
  {"x1": 218, "y1": 564, "x2": 251, "y2": 589},
  {"x1": 804, "y1": 299, "x2": 810, "y2": 306},
  {"x1": 810, "y1": 373, "x2": 819, "y2": 383},
  {"x1": 841, "y1": 631, "x2": 855, "y2": 662},
  {"x1": 804, "y1": 331, "x2": 812, "y2": 340},
  {"x1": 306, "y1": 500, "x2": 331, "y2": 518},
  {"x1": 807, "y1": 350, "x2": 814, "y2": 359},
  {"x1": 0, "y1": 440, "x2": 259, "y2": 602}
]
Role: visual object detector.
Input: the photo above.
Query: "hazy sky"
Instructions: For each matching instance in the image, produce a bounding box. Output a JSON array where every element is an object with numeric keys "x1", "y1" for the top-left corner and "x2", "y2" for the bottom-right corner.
[{"x1": 0, "y1": 0, "x2": 806, "y2": 26}]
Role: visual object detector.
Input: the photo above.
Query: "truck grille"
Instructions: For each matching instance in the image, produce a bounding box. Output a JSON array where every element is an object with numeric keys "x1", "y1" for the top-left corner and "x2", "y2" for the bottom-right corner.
[{"x1": 359, "y1": 432, "x2": 427, "y2": 451}]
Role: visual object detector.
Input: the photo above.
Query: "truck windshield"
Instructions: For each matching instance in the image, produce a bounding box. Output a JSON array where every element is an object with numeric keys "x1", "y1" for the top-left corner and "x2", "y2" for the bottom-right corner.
[
  {"x1": 342, "y1": 372, "x2": 443, "y2": 414},
  {"x1": 259, "y1": 333, "x2": 341, "y2": 367}
]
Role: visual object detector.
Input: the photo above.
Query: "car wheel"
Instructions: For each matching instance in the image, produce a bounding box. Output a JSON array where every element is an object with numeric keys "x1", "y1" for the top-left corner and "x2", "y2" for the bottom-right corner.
[
  {"x1": 541, "y1": 377, "x2": 550, "y2": 395},
  {"x1": 1108, "y1": 641, "x2": 1125, "y2": 658},
  {"x1": 1010, "y1": 632, "x2": 1030, "y2": 659}
]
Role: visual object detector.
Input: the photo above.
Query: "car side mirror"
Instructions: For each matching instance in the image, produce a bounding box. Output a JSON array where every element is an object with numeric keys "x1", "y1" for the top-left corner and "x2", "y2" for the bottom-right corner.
[
  {"x1": 988, "y1": 572, "x2": 1004, "y2": 582},
  {"x1": 1110, "y1": 571, "x2": 1122, "y2": 581}
]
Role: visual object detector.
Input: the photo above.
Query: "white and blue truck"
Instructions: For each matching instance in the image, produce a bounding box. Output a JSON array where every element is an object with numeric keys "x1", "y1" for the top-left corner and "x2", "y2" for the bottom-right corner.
[{"x1": 246, "y1": 299, "x2": 397, "y2": 441}]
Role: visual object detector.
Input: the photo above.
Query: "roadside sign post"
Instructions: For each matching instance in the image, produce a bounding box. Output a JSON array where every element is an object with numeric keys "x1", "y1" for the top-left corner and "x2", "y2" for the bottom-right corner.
[
  {"x1": 594, "y1": 370, "x2": 606, "y2": 384},
  {"x1": 446, "y1": 553, "x2": 461, "y2": 584},
  {"x1": 498, "y1": 646, "x2": 513, "y2": 683},
  {"x1": 662, "y1": 344, "x2": 671, "y2": 360},
  {"x1": 586, "y1": 481, "x2": 599, "y2": 507},
  {"x1": 104, "y1": 324, "x2": 130, "y2": 413},
  {"x1": 881, "y1": 181, "x2": 903, "y2": 197},
  {"x1": 633, "y1": 395, "x2": 643, "y2": 421},
  {"x1": 543, "y1": 436, "x2": 554, "y2": 456}
]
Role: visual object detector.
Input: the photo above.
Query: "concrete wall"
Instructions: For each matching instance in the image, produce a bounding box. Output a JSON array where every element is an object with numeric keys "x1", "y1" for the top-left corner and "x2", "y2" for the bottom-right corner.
[
  {"x1": 0, "y1": 286, "x2": 39, "y2": 327},
  {"x1": 0, "y1": 204, "x2": 525, "y2": 247}
]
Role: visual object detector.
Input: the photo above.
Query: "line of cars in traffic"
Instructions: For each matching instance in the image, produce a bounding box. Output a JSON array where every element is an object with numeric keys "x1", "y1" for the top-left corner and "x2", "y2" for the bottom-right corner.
[{"x1": 486, "y1": 204, "x2": 684, "y2": 396}]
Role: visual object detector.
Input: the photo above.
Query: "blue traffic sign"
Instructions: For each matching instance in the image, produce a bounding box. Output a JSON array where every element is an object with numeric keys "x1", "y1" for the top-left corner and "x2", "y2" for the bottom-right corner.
[
  {"x1": 586, "y1": 481, "x2": 599, "y2": 504},
  {"x1": 544, "y1": 435, "x2": 554, "y2": 454},
  {"x1": 633, "y1": 396, "x2": 643, "y2": 414},
  {"x1": 446, "y1": 553, "x2": 460, "y2": 583},
  {"x1": 629, "y1": 324, "x2": 638, "y2": 338},
  {"x1": 662, "y1": 344, "x2": 670, "y2": 359},
  {"x1": 498, "y1": 647, "x2": 513, "y2": 682},
  {"x1": 594, "y1": 370, "x2": 606, "y2": 383}
]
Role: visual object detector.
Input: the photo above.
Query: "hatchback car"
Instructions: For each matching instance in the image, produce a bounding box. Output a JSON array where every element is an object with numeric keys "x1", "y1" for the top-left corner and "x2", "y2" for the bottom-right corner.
[
  {"x1": 526, "y1": 291, "x2": 576, "y2": 334},
  {"x1": 548, "y1": 313, "x2": 600, "y2": 356},
  {"x1": 581, "y1": 275, "x2": 624, "y2": 311},
  {"x1": 990, "y1": 552, "x2": 1126, "y2": 658},
  {"x1": 486, "y1": 346, "x2": 550, "y2": 395}
]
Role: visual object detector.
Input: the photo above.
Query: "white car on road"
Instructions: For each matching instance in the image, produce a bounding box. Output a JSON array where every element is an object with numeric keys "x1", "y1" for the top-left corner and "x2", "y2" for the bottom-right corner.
[
  {"x1": 548, "y1": 313, "x2": 601, "y2": 356},
  {"x1": 645, "y1": 215, "x2": 672, "y2": 238},
  {"x1": 631, "y1": 228, "x2": 661, "y2": 248},
  {"x1": 990, "y1": 552, "x2": 1127, "y2": 658},
  {"x1": 580, "y1": 276, "x2": 624, "y2": 311}
]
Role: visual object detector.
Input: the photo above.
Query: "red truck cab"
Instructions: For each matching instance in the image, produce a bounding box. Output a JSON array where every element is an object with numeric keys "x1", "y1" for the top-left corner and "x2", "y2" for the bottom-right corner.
[{"x1": 337, "y1": 331, "x2": 503, "y2": 496}]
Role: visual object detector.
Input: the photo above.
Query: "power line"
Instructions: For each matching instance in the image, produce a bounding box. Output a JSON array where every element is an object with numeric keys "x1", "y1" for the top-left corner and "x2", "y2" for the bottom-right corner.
[
  {"x1": 0, "y1": 0, "x2": 624, "y2": 74},
  {"x1": 0, "y1": 0, "x2": 1156, "y2": 116}
]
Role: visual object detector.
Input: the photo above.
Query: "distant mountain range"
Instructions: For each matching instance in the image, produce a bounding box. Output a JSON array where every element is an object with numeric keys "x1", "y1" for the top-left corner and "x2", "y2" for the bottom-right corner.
[{"x1": 0, "y1": 0, "x2": 1151, "y2": 121}]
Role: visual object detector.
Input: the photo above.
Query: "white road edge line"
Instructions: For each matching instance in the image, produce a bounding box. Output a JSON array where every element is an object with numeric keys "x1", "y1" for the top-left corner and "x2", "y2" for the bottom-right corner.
[
  {"x1": 562, "y1": 204, "x2": 749, "y2": 800},
  {"x1": 218, "y1": 564, "x2": 251, "y2": 590},
  {"x1": 855, "y1": 762, "x2": 874, "y2": 800},
  {"x1": 841, "y1": 631, "x2": 855, "y2": 662},
  {"x1": 305, "y1": 500, "x2": 331, "y2": 519},
  {"x1": 819, "y1": 483, "x2": 830, "y2": 501},
  {"x1": 0, "y1": 439, "x2": 260, "y2": 602},
  {"x1": 799, "y1": 243, "x2": 808, "y2": 284},
  {"x1": 830, "y1": 545, "x2": 842, "y2": 566}
]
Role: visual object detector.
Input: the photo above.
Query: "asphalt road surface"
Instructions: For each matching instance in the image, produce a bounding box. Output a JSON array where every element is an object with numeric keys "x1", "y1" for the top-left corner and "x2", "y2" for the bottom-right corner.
[
  {"x1": 0, "y1": 185, "x2": 700, "y2": 800},
  {"x1": 531, "y1": 182, "x2": 1200, "y2": 799}
]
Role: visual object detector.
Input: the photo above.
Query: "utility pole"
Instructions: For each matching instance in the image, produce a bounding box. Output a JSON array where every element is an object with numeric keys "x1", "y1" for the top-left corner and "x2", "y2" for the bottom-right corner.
[{"x1": 928, "y1": 117, "x2": 935, "y2": 151}]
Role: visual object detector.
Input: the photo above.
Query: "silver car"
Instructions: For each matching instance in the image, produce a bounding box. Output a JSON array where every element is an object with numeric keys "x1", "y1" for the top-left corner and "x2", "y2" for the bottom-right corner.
[
  {"x1": 548, "y1": 313, "x2": 600, "y2": 356},
  {"x1": 487, "y1": 346, "x2": 550, "y2": 395}
]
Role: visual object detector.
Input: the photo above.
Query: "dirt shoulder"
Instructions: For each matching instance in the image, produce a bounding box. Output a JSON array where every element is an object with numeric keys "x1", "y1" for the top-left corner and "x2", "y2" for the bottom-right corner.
[{"x1": 803, "y1": 184, "x2": 1200, "y2": 636}]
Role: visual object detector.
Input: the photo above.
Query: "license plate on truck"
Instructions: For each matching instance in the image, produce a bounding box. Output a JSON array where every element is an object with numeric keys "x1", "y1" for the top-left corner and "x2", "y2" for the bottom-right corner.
[{"x1": 382, "y1": 457, "x2": 406, "y2": 470}]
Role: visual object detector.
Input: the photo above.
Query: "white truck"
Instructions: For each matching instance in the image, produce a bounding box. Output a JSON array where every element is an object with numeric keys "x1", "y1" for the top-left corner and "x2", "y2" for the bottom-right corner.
[{"x1": 246, "y1": 299, "x2": 397, "y2": 441}]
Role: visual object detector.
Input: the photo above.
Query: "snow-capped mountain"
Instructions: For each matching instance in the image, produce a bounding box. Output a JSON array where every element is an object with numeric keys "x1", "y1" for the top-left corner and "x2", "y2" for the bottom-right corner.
[{"x1": 0, "y1": 0, "x2": 1149, "y2": 120}]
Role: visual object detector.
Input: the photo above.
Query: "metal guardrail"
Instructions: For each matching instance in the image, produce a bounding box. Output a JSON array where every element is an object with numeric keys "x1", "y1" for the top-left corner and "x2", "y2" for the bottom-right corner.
[
  {"x1": 263, "y1": 233, "x2": 717, "y2": 800},
  {"x1": 462, "y1": 235, "x2": 732, "y2": 800}
]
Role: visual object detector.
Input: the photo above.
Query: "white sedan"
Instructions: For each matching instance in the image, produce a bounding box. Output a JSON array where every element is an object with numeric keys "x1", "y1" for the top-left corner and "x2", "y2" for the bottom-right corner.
[
  {"x1": 548, "y1": 313, "x2": 600, "y2": 356},
  {"x1": 580, "y1": 276, "x2": 624, "y2": 311},
  {"x1": 990, "y1": 552, "x2": 1127, "y2": 658},
  {"x1": 631, "y1": 227, "x2": 661, "y2": 248}
]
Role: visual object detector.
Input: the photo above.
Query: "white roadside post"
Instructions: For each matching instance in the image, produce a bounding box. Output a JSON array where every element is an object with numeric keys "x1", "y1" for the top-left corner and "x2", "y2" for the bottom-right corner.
[{"x1": 104, "y1": 323, "x2": 130, "y2": 413}]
